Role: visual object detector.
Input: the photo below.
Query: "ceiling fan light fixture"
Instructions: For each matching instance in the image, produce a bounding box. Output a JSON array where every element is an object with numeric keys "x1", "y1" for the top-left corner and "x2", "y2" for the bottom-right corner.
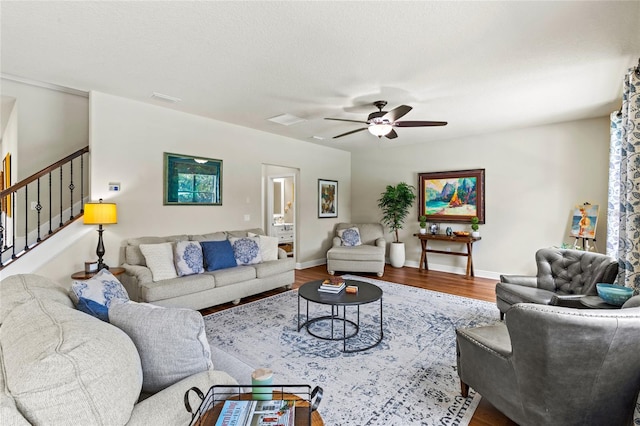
[{"x1": 368, "y1": 123, "x2": 393, "y2": 137}]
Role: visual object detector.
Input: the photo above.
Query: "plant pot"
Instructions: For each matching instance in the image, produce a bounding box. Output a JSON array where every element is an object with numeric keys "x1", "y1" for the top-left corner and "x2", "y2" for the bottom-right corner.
[
  {"x1": 419, "y1": 228, "x2": 427, "y2": 234},
  {"x1": 389, "y1": 242, "x2": 406, "y2": 268},
  {"x1": 471, "y1": 231, "x2": 480, "y2": 238}
]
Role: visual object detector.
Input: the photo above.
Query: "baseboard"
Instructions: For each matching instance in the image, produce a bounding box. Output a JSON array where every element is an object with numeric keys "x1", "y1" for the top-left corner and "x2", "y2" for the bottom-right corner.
[
  {"x1": 296, "y1": 257, "x2": 501, "y2": 280},
  {"x1": 296, "y1": 258, "x2": 326, "y2": 270},
  {"x1": 403, "y1": 259, "x2": 500, "y2": 280}
]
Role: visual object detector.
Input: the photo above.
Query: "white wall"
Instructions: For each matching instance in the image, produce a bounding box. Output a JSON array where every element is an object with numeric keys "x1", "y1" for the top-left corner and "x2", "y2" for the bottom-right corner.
[
  {"x1": 0, "y1": 79, "x2": 89, "y2": 178},
  {"x1": 350, "y1": 117, "x2": 611, "y2": 278},
  {"x1": 82, "y1": 91, "x2": 350, "y2": 269}
]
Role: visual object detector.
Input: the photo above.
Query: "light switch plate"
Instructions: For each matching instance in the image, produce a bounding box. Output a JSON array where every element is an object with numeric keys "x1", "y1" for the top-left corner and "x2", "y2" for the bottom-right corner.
[{"x1": 108, "y1": 182, "x2": 121, "y2": 191}]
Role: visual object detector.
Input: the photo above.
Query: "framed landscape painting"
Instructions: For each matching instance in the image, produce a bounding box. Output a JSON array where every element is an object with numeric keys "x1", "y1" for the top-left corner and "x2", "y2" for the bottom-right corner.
[
  {"x1": 164, "y1": 152, "x2": 223, "y2": 205},
  {"x1": 318, "y1": 179, "x2": 338, "y2": 218},
  {"x1": 418, "y1": 169, "x2": 485, "y2": 223}
]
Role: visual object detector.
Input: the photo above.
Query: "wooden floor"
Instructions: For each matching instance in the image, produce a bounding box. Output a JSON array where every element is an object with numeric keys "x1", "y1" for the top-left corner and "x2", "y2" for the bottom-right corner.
[{"x1": 200, "y1": 265, "x2": 517, "y2": 426}]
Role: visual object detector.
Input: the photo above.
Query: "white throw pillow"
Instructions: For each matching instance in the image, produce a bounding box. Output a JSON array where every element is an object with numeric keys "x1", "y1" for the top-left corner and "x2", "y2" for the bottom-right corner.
[
  {"x1": 71, "y1": 269, "x2": 129, "y2": 307},
  {"x1": 139, "y1": 242, "x2": 178, "y2": 281},
  {"x1": 228, "y1": 237, "x2": 263, "y2": 265},
  {"x1": 174, "y1": 240, "x2": 204, "y2": 276},
  {"x1": 108, "y1": 301, "x2": 213, "y2": 393},
  {"x1": 248, "y1": 232, "x2": 279, "y2": 262},
  {"x1": 337, "y1": 227, "x2": 362, "y2": 247}
]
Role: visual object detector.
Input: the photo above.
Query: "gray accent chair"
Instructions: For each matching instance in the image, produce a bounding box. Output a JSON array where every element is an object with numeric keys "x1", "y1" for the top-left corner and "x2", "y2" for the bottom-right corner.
[
  {"x1": 496, "y1": 248, "x2": 618, "y2": 319},
  {"x1": 326, "y1": 223, "x2": 386, "y2": 277},
  {"x1": 456, "y1": 297, "x2": 640, "y2": 426}
]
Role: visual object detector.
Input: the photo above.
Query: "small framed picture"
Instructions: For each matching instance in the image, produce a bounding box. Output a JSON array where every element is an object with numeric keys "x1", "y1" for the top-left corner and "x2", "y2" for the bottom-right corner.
[{"x1": 318, "y1": 179, "x2": 338, "y2": 218}]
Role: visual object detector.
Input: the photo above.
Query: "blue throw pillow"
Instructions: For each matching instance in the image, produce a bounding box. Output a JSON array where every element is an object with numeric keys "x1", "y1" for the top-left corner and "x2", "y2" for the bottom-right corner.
[
  {"x1": 76, "y1": 297, "x2": 110, "y2": 322},
  {"x1": 201, "y1": 240, "x2": 237, "y2": 271}
]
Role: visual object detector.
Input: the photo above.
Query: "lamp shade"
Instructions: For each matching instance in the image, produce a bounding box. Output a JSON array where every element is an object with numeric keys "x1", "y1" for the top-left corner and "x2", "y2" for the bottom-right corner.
[
  {"x1": 368, "y1": 123, "x2": 393, "y2": 137},
  {"x1": 84, "y1": 201, "x2": 117, "y2": 225}
]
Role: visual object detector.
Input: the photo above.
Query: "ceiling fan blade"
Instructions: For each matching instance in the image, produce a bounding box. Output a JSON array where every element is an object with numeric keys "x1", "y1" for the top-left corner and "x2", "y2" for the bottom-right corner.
[
  {"x1": 394, "y1": 120, "x2": 448, "y2": 127},
  {"x1": 325, "y1": 118, "x2": 369, "y2": 124},
  {"x1": 333, "y1": 127, "x2": 368, "y2": 139},
  {"x1": 384, "y1": 105, "x2": 412, "y2": 121},
  {"x1": 385, "y1": 129, "x2": 398, "y2": 139}
]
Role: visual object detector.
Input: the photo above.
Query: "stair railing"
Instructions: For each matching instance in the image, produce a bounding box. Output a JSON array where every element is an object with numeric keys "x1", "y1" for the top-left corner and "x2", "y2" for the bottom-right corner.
[{"x1": 0, "y1": 146, "x2": 89, "y2": 269}]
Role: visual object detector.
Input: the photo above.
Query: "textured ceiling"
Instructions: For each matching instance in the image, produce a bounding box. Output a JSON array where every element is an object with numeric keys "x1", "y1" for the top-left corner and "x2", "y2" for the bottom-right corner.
[{"x1": 1, "y1": 1, "x2": 639, "y2": 152}]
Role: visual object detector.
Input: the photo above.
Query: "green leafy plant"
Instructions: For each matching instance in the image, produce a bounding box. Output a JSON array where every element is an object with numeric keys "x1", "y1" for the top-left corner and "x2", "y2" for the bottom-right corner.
[
  {"x1": 377, "y1": 182, "x2": 417, "y2": 243},
  {"x1": 419, "y1": 215, "x2": 427, "y2": 229},
  {"x1": 470, "y1": 216, "x2": 480, "y2": 231}
]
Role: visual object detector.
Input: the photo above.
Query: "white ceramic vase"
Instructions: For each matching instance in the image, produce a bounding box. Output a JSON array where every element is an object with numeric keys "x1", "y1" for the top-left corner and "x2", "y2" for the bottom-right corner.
[
  {"x1": 419, "y1": 228, "x2": 427, "y2": 234},
  {"x1": 471, "y1": 231, "x2": 480, "y2": 238},
  {"x1": 389, "y1": 242, "x2": 406, "y2": 268}
]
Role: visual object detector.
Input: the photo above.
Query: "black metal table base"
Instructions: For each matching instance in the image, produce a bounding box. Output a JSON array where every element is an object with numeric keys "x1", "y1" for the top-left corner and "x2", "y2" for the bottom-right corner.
[{"x1": 298, "y1": 294, "x2": 384, "y2": 353}]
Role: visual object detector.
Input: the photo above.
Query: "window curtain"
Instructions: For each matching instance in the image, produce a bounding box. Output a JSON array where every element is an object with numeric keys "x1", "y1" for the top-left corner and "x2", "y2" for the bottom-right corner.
[{"x1": 607, "y1": 64, "x2": 640, "y2": 293}]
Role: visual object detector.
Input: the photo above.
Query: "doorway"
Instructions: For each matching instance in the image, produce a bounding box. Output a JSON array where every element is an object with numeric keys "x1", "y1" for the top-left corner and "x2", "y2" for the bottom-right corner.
[{"x1": 263, "y1": 165, "x2": 298, "y2": 258}]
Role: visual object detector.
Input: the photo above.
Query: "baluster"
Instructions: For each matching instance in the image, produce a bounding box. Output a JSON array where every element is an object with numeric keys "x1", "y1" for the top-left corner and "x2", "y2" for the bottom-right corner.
[
  {"x1": 1, "y1": 196, "x2": 5, "y2": 250},
  {"x1": 11, "y1": 192, "x2": 16, "y2": 259},
  {"x1": 36, "y1": 178, "x2": 42, "y2": 242},
  {"x1": 48, "y1": 172, "x2": 53, "y2": 235},
  {"x1": 80, "y1": 153, "x2": 85, "y2": 213},
  {"x1": 69, "y1": 158, "x2": 75, "y2": 219},
  {"x1": 59, "y1": 167, "x2": 63, "y2": 227},
  {"x1": 24, "y1": 185, "x2": 29, "y2": 251}
]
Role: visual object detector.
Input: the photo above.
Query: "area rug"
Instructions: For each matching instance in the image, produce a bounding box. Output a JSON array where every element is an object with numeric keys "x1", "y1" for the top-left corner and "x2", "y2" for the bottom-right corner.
[{"x1": 203, "y1": 275, "x2": 500, "y2": 425}]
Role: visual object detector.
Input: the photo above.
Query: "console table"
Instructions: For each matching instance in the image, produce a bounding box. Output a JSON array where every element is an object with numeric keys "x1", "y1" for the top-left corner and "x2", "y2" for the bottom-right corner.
[{"x1": 414, "y1": 233, "x2": 481, "y2": 278}]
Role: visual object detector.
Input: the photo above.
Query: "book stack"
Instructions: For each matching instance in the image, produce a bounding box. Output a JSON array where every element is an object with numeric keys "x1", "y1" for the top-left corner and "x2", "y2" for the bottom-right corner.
[{"x1": 319, "y1": 277, "x2": 346, "y2": 293}]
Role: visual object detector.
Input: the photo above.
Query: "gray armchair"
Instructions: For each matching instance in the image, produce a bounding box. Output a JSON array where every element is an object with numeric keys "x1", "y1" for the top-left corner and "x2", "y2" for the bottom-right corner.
[
  {"x1": 456, "y1": 297, "x2": 640, "y2": 426},
  {"x1": 496, "y1": 248, "x2": 618, "y2": 319},
  {"x1": 326, "y1": 223, "x2": 386, "y2": 277}
]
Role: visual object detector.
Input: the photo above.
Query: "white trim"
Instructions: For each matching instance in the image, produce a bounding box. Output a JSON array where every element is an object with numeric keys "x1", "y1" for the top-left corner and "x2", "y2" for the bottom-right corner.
[
  {"x1": 1, "y1": 73, "x2": 88, "y2": 98},
  {"x1": 402, "y1": 259, "x2": 501, "y2": 280},
  {"x1": 296, "y1": 258, "x2": 326, "y2": 270}
]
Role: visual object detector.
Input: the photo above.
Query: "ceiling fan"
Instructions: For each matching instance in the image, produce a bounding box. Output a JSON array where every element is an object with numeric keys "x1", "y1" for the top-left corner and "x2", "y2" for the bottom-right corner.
[{"x1": 324, "y1": 100, "x2": 447, "y2": 139}]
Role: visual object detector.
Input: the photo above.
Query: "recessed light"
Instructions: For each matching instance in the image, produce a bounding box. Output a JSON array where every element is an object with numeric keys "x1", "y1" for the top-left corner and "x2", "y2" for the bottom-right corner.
[
  {"x1": 267, "y1": 113, "x2": 306, "y2": 126},
  {"x1": 151, "y1": 92, "x2": 182, "y2": 103}
]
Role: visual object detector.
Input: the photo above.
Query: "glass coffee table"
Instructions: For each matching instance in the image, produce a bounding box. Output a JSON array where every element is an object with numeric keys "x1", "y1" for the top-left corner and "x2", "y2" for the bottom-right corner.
[{"x1": 297, "y1": 279, "x2": 383, "y2": 353}]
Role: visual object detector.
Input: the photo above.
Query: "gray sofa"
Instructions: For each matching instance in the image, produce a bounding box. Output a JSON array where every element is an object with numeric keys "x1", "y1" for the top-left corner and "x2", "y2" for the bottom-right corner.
[
  {"x1": 496, "y1": 248, "x2": 619, "y2": 319},
  {"x1": 326, "y1": 223, "x2": 386, "y2": 277},
  {"x1": 120, "y1": 228, "x2": 295, "y2": 311},
  {"x1": 456, "y1": 297, "x2": 640, "y2": 426},
  {"x1": 0, "y1": 274, "x2": 250, "y2": 425}
]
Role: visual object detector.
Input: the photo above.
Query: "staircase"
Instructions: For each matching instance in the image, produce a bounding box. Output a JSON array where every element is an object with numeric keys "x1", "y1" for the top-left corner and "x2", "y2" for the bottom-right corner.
[{"x1": 0, "y1": 146, "x2": 89, "y2": 269}]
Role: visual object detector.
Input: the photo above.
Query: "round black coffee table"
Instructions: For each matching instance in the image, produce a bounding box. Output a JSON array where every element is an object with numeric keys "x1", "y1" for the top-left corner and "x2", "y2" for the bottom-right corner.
[{"x1": 297, "y1": 279, "x2": 383, "y2": 353}]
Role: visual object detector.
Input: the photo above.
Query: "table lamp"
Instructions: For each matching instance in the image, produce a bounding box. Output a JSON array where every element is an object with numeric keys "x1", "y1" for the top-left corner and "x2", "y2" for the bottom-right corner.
[{"x1": 83, "y1": 199, "x2": 117, "y2": 271}]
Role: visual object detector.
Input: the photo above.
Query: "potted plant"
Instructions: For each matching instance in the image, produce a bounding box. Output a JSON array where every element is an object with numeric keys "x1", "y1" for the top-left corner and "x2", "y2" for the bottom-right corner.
[
  {"x1": 377, "y1": 182, "x2": 417, "y2": 268},
  {"x1": 470, "y1": 216, "x2": 480, "y2": 238},
  {"x1": 419, "y1": 215, "x2": 427, "y2": 234}
]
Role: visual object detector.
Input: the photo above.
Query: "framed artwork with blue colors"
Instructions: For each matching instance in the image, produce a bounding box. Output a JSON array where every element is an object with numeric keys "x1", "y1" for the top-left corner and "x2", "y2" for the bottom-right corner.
[
  {"x1": 418, "y1": 169, "x2": 485, "y2": 223},
  {"x1": 318, "y1": 179, "x2": 338, "y2": 218},
  {"x1": 164, "y1": 152, "x2": 222, "y2": 205},
  {"x1": 570, "y1": 204, "x2": 599, "y2": 239}
]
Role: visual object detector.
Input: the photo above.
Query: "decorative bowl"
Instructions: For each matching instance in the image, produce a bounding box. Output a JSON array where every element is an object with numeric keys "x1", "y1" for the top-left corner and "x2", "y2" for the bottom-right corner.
[
  {"x1": 596, "y1": 283, "x2": 633, "y2": 306},
  {"x1": 453, "y1": 231, "x2": 470, "y2": 236}
]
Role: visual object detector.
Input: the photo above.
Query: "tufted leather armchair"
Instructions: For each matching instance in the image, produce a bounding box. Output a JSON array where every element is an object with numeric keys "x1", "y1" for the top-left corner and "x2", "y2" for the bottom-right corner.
[
  {"x1": 495, "y1": 248, "x2": 618, "y2": 319},
  {"x1": 456, "y1": 297, "x2": 640, "y2": 426}
]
